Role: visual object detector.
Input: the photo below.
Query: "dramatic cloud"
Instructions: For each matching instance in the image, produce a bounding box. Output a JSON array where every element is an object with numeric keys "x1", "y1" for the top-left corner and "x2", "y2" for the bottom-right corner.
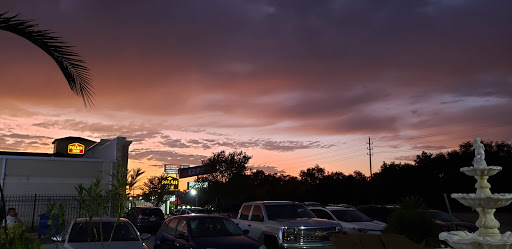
[
  {"x1": 0, "y1": 132, "x2": 53, "y2": 151},
  {"x1": 170, "y1": 138, "x2": 335, "y2": 152},
  {"x1": 248, "y1": 165, "x2": 286, "y2": 174},
  {"x1": 129, "y1": 149, "x2": 208, "y2": 165},
  {"x1": 0, "y1": 0, "x2": 511, "y2": 176}
]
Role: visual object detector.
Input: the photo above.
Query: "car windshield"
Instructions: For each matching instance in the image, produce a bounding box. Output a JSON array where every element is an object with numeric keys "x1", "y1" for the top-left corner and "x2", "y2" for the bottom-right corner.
[
  {"x1": 190, "y1": 208, "x2": 210, "y2": 214},
  {"x1": 142, "y1": 208, "x2": 163, "y2": 216},
  {"x1": 265, "y1": 204, "x2": 315, "y2": 220},
  {"x1": 189, "y1": 217, "x2": 244, "y2": 237},
  {"x1": 331, "y1": 210, "x2": 373, "y2": 222},
  {"x1": 429, "y1": 211, "x2": 460, "y2": 222},
  {"x1": 68, "y1": 221, "x2": 139, "y2": 242}
]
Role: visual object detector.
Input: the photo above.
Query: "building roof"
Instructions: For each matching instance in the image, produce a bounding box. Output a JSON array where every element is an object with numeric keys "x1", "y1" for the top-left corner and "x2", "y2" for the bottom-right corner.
[
  {"x1": 0, "y1": 151, "x2": 73, "y2": 158},
  {"x1": 52, "y1": 136, "x2": 96, "y2": 145}
]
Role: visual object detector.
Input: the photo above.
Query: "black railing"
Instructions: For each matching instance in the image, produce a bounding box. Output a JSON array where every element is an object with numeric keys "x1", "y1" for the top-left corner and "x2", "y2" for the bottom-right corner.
[{"x1": 3, "y1": 194, "x2": 80, "y2": 230}]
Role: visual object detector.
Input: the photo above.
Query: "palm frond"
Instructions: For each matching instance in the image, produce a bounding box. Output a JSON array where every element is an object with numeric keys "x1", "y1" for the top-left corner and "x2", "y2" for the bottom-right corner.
[{"x1": 0, "y1": 12, "x2": 94, "y2": 107}]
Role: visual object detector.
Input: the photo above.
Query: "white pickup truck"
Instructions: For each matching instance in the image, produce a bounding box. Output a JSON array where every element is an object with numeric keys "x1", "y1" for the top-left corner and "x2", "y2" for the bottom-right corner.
[{"x1": 234, "y1": 201, "x2": 341, "y2": 249}]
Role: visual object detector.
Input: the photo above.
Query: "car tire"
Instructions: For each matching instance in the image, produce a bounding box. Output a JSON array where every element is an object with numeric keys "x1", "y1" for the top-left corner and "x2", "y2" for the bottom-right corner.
[{"x1": 264, "y1": 235, "x2": 279, "y2": 249}]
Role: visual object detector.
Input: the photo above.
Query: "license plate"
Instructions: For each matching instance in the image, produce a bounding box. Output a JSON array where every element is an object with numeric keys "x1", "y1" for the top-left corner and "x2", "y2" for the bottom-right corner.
[{"x1": 150, "y1": 217, "x2": 156, "y2": 221}]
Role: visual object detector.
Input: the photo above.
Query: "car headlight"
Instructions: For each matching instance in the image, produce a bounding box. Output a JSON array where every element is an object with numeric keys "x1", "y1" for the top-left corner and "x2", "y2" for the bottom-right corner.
[
  {"x1": 336, "y1": 226, "x2": 342, "y2": 233},
  {"x1": 281, "y1": 227, "x2": 298, "y2": 242}
]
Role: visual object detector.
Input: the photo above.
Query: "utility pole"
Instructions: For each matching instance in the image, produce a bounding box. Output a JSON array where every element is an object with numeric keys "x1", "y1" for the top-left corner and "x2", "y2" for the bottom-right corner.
[{"x1": 367, "y1": 137, "x2": 374, "y2": 180}]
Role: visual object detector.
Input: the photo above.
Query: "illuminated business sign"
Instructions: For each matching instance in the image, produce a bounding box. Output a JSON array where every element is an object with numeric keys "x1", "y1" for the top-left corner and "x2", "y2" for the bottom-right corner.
[
  {"x1": 164, "y1": 164, "x2": 181, "y2": 174},
  {"x1": 179, "y1": 165, "x2": 210, "y2": 178},
  {"x1": 68, "y1": 143, "x2": 85, "y2": 154},
  {"x1": 162, "y1": 175, "x2": 179, "y2": 191},
  {"x1": 188, "y1": 182, "x2": 208, "y2": 190}
]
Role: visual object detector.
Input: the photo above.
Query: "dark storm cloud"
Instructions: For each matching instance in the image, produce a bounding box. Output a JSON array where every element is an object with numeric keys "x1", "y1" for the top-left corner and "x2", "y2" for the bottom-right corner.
[
  {"x1": 0, "y1": 132, "x2": 52, "y2": 151},
  {"x1": 159, "y1": 136, "x2": 192, "y2": 149},
  {"x1": 185, "y1": 138, "x2": 335, "y2": 152},
  {"x1": 158, "y1": 136, "x2": 335, "y2": 152},
  {"x1": 393, "y1": 155, "x2": 417, "y2": 162},
  {"x1": 0, "y1": 0, "x2": 511, "y2": 138},
  {"x1": 410, "y1": 145, "x2": 451, "y2": 151},
  {"x1": 129, "y1": 149, "x2": 207, "y2": 165},
  {"x1": 33, "y1": 119, "x2": 164, "y2": 142}
]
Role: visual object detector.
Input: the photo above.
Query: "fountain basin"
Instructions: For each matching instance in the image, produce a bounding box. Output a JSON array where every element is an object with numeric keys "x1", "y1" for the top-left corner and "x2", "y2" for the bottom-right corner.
[
  {"x1": 461, "y1": 166, "x2": 502, "y2": 177},
  {"x1": 440, "y1": 231, "x2": 512, "y2": 249},
  {"x1": 452, "y1": 194, "x2": 512, "y2": 209}
]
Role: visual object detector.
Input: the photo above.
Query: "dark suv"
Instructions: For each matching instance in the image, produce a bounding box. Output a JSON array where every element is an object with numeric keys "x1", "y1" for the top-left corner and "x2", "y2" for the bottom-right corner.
[{"x1": 124, "y1": 206, "x2": 165, "y2": 232}]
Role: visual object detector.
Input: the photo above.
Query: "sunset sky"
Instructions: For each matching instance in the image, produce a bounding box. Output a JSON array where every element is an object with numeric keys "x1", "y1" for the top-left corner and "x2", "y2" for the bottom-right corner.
[{"x1": 1, "y1": 0, "x2": 511, "y2": 186}]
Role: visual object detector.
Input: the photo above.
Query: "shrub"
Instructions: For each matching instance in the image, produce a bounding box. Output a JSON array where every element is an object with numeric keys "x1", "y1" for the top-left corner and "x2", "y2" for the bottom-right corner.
[{"x1": 383, "y1": 196, "x2": 440, "y2": 248}]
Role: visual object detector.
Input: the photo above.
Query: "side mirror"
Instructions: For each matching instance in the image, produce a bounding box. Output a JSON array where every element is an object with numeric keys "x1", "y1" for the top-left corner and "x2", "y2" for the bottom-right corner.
[
  {"x1": 140, "y1": 233, "x2": 151, "y2": 240},
  {"x1": 243, "y1": 230, "x2": 250, "y2": 235},
  {"x1": 51, "y1": 235, "x2": 63, "y2": 242}
]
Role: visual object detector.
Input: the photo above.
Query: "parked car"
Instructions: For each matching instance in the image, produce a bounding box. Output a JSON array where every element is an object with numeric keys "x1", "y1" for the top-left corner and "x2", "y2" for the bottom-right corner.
[
  {"x1": 173, "y1": 207, "x2": 211, "y2": 216},
  {"x1": 357, "y1": 205, "x2": 477, "y2": 233},
  {"x1": 309, "y1": 206, "x2": 386, "y2": 234},
  {"x1": 154, "y1": 214, "x2": 264, "y2": 249},
  {"x1": 234, "y1": 201, "x2": 341, "y2": 249},
  {"x1": 428, "y1": 210, "x2": 478, "y2": 232},
  {"x1": 124, "y1": 206, "x2": 165, "y2": 232},
  {"x1": 52, "y1": 217, "x2": 151, "y2": 249},
  {"x1": 356, "y1": 205, "x2": 398, "y2": 223}
]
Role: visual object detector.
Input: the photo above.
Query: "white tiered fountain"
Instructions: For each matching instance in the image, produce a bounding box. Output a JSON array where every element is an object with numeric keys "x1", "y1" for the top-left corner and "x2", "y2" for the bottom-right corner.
[{"x1": 439, "y1": 137, "x2": 512, "y2": 249}]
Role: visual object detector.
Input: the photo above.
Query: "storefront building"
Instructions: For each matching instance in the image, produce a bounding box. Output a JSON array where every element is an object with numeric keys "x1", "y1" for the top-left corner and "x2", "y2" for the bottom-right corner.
[{"x1": 0, "y1": 136, "x2": 132, "y2": 195}]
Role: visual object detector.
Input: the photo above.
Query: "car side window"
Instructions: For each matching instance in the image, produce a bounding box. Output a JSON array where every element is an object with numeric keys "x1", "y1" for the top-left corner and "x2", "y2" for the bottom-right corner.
[
  {"x1": 239, "y1": 205, "x2": 252, "y2": 220},
  {"x1": 311, "y1": 209, "x2": 335, "y2": 220},
  {"x1": 250, "y1": 205, "x2": 264, "y2": 222},
  {"x1": 176, "y1": 219, "x2": 188, "y2": 235},
  {"x1": 166, "y1": 218, "x2": 179, "y2": 235}
]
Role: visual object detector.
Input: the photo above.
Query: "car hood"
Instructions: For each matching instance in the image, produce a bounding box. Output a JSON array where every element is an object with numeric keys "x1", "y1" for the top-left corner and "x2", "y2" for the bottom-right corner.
[
  {"x1": 340, "y1": 220, "x2": 386, "y2": 231},
  {"x1": 64, "y1": 241, "x2": 147, "y2": 249},
  {"x1": 268, "y1": 218, "x2": 339, "y2": 228},
  {"x1": 191, "y1": 235, "x2": 261, "y2": 249}
]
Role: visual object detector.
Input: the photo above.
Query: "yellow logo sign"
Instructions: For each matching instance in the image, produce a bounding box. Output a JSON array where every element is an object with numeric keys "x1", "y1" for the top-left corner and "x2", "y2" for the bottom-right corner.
[
  {"x1": 68, "y1": 143, "x2": 85, "y2": 154},
  {"x1": 162, "y1": 176, "x2": 179, "y2": 190}
]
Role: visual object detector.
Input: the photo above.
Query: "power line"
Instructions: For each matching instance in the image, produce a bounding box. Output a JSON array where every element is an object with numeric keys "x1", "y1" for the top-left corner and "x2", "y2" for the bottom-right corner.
[{"x1": 367, "y1": 137, "x2": 374, "y2": 180}]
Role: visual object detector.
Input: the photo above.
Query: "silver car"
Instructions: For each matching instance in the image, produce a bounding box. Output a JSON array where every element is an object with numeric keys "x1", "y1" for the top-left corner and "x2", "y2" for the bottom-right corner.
[
  {"x1": 309, "y1": 206, "x2": 386, "y2": 234},
  {"x1": 52, "y1": 217, "x2": 151, "y2": 249}
]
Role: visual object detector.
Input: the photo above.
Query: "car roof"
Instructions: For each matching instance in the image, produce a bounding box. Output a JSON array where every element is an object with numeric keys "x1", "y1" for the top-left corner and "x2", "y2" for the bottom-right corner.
[
  {"x1": 74, "y1": 217, "x2": 129, "y2": 223},
  {"x1": 309, "y1": 206, "x2": 354, "y2": 211},
  {"x1": 170, "y1": 214, "x2": 227, "y2": 219},
  {"x1": 244, "y1": 201, "x2": 300, "y2": 205}
]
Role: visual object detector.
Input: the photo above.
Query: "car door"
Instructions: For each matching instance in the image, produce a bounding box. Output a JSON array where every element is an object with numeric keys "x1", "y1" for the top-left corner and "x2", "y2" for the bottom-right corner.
[
  {"x1": 159, "y1": 218, "x2": 180, "y2": 249},
  {"x1": 237, "y1": 204, "x2": 252, "y2": 231},
  {"x1": 175, "y1": 219, "x2": 192, "y2": 248},
  {"x1": 247, "y1": 204, "x2": 265, "y2": 239}
]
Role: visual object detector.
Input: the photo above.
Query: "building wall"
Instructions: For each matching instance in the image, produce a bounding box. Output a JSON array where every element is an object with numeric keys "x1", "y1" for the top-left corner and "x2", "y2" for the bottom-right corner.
[{"x1": 1, "y1": 156, "x2": 112, "y2": 195}]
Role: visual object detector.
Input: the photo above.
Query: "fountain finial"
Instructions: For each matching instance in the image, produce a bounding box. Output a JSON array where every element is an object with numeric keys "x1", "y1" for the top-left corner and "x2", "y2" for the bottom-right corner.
[{"x1": 472, "y1": 137, "x2": 487, "y2": 167}]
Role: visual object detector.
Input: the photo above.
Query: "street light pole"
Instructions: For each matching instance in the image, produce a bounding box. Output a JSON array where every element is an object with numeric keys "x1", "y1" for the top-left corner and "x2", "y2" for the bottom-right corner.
[{"x1": 191, "y1": 189, "x2": 198, "y2": 207}]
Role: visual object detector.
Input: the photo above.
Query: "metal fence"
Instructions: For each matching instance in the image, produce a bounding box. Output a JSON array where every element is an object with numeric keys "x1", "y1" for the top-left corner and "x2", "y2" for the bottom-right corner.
[
  {"x1": 2, "y1": 195, "x2": 167, "y2": 229},
  {"x1": 3, "y1": 194, "x2": 80, "y2": 230}
]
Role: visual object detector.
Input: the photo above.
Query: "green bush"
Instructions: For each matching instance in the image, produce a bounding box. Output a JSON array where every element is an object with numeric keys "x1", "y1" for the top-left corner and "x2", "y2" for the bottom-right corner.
[
  {"x1": 383, "y1": 196, "x2": 440, "y2": 248},
  {"x1": 0, "y1": 224, "x2": 40, "y2": 249}
]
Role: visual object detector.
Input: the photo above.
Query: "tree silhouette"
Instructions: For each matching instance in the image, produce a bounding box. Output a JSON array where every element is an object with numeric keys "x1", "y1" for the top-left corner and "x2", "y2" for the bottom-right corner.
[
  {"x1": 0, "y1": 12, "x2": 94, "y2": 106},
  {"x1": 0, "y1": 11, "x2": 95, "y2": 229}
]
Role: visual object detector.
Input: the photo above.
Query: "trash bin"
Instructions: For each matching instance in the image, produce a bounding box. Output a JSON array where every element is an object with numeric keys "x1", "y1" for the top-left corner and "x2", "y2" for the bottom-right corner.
[{"x1": 37, "y1": 214, "x2": 60, "y2": 238}]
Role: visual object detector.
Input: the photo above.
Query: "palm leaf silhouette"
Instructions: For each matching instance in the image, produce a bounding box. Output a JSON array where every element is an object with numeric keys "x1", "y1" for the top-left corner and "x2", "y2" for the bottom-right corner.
[{"x1": 0, "y1": 12, "x2": 94, "y2": 106}]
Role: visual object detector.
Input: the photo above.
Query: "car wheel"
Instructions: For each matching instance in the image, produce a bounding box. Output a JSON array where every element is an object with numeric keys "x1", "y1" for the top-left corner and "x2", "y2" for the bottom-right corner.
[{"x1": 264, "y1": 235, "x2": 279, "y2": 249}]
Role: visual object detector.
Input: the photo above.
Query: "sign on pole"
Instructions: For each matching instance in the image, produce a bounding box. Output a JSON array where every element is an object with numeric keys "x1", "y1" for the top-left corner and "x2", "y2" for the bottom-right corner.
[
  {"x1": 162, "y1": 175, "x2": 179, "y2": 191},
  {"x1": 164, "y1": 164, "x2": 180, "y2": 174},
  {"x1": 179, "y1": 165, "x2": 209, "y2": 178}
]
